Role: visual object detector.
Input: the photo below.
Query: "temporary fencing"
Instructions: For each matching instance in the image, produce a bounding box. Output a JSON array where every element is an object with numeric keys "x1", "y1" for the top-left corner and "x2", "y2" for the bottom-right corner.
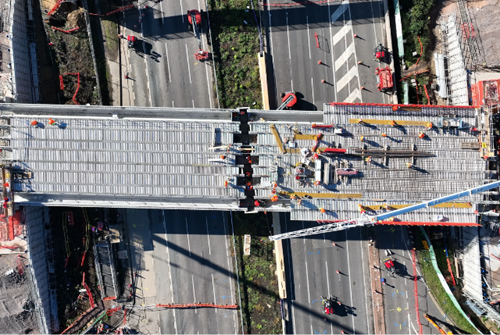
[{"x1": 51, "y1": 26, "x2": 80, "y2": 33}]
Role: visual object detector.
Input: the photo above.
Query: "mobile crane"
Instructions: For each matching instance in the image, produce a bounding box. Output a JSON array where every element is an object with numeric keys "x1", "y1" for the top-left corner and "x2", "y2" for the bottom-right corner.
[{"x1": 269, "y1": 180, "x2": 500, "y2": 240}]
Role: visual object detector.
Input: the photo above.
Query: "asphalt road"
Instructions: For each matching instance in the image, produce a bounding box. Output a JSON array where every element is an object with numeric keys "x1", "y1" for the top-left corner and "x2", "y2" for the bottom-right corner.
[
  {"x1": 376, "y1": 225, "x2": 443, "y2": 335},
  {"x1": 281, "y1": 213, "x2": 373, "y2": 334},
  {"x1": 122, "y1": 0, "x2": 216, "y2": 108},
  {"x1": 150, "y1": 210, "x2": 239, "y2": 334},
  {"x1": 264, "y1": 0, "x2": 392, "y2": 111}
]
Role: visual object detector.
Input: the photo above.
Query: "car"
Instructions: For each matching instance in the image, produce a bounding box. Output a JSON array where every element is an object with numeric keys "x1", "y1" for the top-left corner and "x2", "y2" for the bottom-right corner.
[{"x1": 336, "y1": 168, "x2": 358, "y2": 176}]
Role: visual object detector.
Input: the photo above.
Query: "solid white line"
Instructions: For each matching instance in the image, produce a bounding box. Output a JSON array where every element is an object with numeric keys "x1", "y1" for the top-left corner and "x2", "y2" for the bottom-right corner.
[
  {"x1": 204, "y1": 59, "x2": 213, "y2": 108},
  {"x1": 408, "y1": 313, "x2": 411, "y2": 335},
  {"x1": 326, "y1": 261, "x2": 331, "y2": 296},
  {"x1": 359, "y1": 234, "x2": 371, "y2": 335},
  {"x1": 211, "y1": 273, "x2": 217, "y2": 313},
  {"x1": 311, "y1": 78, "x2": 315, "y2": 106},
  {"x1": 180, "y1": 0, "x2": 184, "y2": 23},
  {"x1": 345, "y1": 230, "x2": 355, "y2": 334},
  {"x1": 286, "y1": 11, "x2": 291, "y2": 60},
  {"x1": 292, "y1": 301, "x2": 297, "y2": 335},
  {"x1": 144, "y1": 56, "x2": 153, "y2": 106},
  {"x1": 185, "y1": 44, "x2": 192, "y2": 84},
  {"x1": 305, "y1": 261, "x2": 311, "y2": 303},
  {"x1": 162, "y1": 211, "x2": 177, "y2": 334},
  {"x1": 185, "y1": 217, "x2": 191, "y2": 256},
  {"x1": 336, "y1": 66, "x2": 357, "y2": 92},
  {"x1": 332, "y1": 20, "x2": 352, "y2": 45},
  {"x1": 334, "y1": 42, "x2": 355, "y2": 70},
  {"x1": 410, "y1": 317, "x2": 419, "y2": 335},
  {"x1": 306, "y1": 15, "x2": 311, "y2": 59},
  {"x1": 160, "y1": 1, "x2": 164, "y2": 24},
  {"x1": 206, "y1": 218, "x2": 212, "y2": 255},
  {"x1": 165, "y1": 43, "x2": 172, "y2": 82},
  {"x1": 192, "y1": 275, "x2": 198, "y2": 313}
]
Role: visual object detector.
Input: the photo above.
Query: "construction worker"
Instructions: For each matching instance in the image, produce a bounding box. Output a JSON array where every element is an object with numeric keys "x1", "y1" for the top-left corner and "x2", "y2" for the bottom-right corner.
[
  {"x1": 418, "y1": 132, "x2": 425, "y2": 139},
  {"x1": 406, "y1": 162, "x2": 413, "y2": 168},
  {"x1": 30, "y1": 120, "x2": 39, "y2": 127},
  {"x1": 220, "y1": 155, "x2": 226, "y2": 160},
  {"x1": 48, "y1": 118, "x2": 57, "y2": 126},
  {"x1": 425, "y1": 122, "x2": 433, "y2": 130},
  {"x1": 224, "y1": 180, "x2": 228, "y2": 187},
  {"x1": 389, "y1": 120, "x2": 396, "y2": 127},
  {"x1": 297, "y1": 199, "x2": 302, "y2": 206},
  {"x1": 313, "y1": 153, "x2": 319, "y2": 160},
  {"x1": 360, "y1": 136, "x2": 365, "y2": 142},
  {"x1": 290, "y1": 193, "x2": 297, "y2": 200},
  {"x1": 254, "y1": 200, "x2": 260, "y2": 207},
  {"x1": 314, "y1": 180, "x2": 321, "y2": 186},
  {"x1": 319, "y1": 207, "x2": 326, "y2": 213},
  {"x1": 365, "y1": 156, "x2": 372, "y2": 163},
  {"x1": 357, "y1": 118, "x2": 363, "y2": 124},
  {"x1": 271, "y1": 194, "x2": 279, "y2": 202},
  {"x1": 381, "y1": 133, "x2": 387, "y2": 137}
]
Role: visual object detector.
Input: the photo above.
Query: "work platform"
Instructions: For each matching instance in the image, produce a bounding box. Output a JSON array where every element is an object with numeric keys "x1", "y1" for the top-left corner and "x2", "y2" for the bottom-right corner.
[{"x1": 0, "y1": 102, "x2": 497, "y2": 224}]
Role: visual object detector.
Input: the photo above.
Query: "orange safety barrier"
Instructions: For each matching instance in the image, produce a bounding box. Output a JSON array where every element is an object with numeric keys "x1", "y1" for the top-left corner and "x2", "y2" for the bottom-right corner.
[
  {"x1": 47, "y1": 0, "x2": 63, "y2": 16},
  {"x1": 107, "y1": 306, "x2": 121, "y2": 316},
  {"x1": 59, "y1": 75, "x2": 64, "y2": 90},
  {"x1": 328, "y1": 101, "x2": 478, "y2": 109},
  {"x1": 155, "y1": 303, "x2": 238, "y2": 309},
  {"x1": 102, "y1": 296, "x2": 116, "y2": 301},
  {"x1": 61, "y1": 73, "x2": 81, "y2": 105},
  {"x1": 424, "y1": 84, "x2": 430, "y2": 104},
  {"x1": 80, "y1": 251, "x2": 86, "y2": 267},
  {"x1": 51, "y1": 26, "x2": 80, "y2": 33}
]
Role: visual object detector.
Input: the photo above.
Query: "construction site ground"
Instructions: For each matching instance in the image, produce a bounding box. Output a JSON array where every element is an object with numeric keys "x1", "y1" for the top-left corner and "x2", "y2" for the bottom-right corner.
[
  {"x1": 40, "y1": 0, "x2": 99, "y2": 105},
  {"x1": 49, "y1": 207, "x2": 102, "y2": 331},
  {"x1": 0, "y1": 253, "x2": 36, "y2": 334}
]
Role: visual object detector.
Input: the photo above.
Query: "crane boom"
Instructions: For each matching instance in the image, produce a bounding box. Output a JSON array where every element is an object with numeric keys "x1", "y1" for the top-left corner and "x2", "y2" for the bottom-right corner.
[{"x1": 269, "y1": 180, "x2": 500, "y2": 241}]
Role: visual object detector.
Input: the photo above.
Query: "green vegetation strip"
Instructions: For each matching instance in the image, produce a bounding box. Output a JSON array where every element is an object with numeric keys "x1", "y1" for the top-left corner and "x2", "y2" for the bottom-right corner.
[
  {"x1": 231, "y1": 212, "x2": 282, "y2": 334},
  {"x1": 209, "y1": 0, "x2": 262, "y2": 108},
  {"x1": 413, "y1": 227, "x2": 479, "y2": 334}
]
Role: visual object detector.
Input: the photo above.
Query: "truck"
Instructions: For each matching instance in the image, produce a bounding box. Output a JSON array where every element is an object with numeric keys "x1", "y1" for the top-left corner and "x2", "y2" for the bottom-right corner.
[{"x1": 375, "y1": 67, "x2": 393, "y2": 93}]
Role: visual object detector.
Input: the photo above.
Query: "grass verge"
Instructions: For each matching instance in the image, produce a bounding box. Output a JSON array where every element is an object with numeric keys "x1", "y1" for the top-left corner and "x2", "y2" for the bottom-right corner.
[
  {"x1": 231, "y1": 212, "x2": 282, "y2": 334},
  {"x1": 208, "y1": 0, "x2": 262, "y2": 108},
  {"x1": 412, "y1": 227, "x2": 477, "y2": 334}
]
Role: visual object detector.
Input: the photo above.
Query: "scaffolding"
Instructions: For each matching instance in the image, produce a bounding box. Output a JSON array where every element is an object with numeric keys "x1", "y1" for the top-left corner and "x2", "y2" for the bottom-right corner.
[
  {"x1": 444, "y1": 14, "x2": 469, "y2": 106},
  {"x1": 456, "y1": 0, "x2": 486, "y2": 71}
]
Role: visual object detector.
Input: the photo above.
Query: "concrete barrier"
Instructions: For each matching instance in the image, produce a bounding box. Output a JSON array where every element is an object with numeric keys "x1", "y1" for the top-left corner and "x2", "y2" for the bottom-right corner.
[{"x1": 258, "y1": 52, "x2": 271, "y2": 110}]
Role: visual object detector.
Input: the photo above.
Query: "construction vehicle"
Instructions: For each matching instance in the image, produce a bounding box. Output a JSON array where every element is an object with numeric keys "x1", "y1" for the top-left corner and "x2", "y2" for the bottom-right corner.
[
  {"x1": 187, "y1": 9, "x2": 210, "y2": 60},
  {"x1": 383, "y1": 258, "x2": 397, "y2": 277},
  {"x1": 277, "y1": 91, "x2": 297, "y2": 110},
  {"x1": 321, "y1": 295, "x2": 336, "y2": 315},
  {"x1": 269, "y1": 180, "x2": 500, "y2": 240},
  {"x1": 374, "y1": 43, "x2": 385, "y2": 62},
  {"x1": 375, "y1": 67, "x2": 393, "y2": 93},
  {"x1": 127, "y1": 35, "x2": 137, "y2": 48}
]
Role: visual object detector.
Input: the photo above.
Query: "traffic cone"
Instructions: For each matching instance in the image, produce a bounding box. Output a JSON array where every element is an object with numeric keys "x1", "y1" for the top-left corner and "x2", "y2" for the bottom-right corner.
[
  {"x1": 354, "y1": 33, "x2": 358, "y2": 38},
  {"x1": 321, "y1": 79, "x2": 326, "y2": 83},
  {"x1": 358, "y1": 60, "x2": 362, "y2": 64},
  {"x1": 360, "y1": 86, "x2": 365, "y2": 90},
  {"x1": 336, "y1": 270, "x2": 340, "y2": 274},
  {"x1": 418, "y1": 132, "x2": 425, "y2": 139},
  {"x1": 318, "y1": 60, "x2": 322, "y2": 65}
]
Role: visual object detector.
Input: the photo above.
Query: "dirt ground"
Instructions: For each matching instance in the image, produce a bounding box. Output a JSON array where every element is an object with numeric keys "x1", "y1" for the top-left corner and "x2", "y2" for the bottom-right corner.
[{"x1": 468, "y1": 0, "x2": 500, "y2": 68}]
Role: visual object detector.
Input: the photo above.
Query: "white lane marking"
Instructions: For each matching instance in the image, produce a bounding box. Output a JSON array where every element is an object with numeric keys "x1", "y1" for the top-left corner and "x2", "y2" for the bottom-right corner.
[
  {"x1": 336, "y1": 65, "x2": 357, "y2": 92},
  {"x1": 292, "y1": 300, "x2": 297, "y2": 335},
  {"x1": 185, "y1": 44, "x2": 192, "y2": 84},
  {"x1": 180, "y1": 0, "x2": 184, "y2": 23},
  {"x1": 291, "y1": 79, "x2": 294, "y2": 92},
  {"x1": 211, "y1": 273, "x2": 217, "y2": 313},
  {"x1": 328, "y1": 3, "x2": 338, "y2": 102},
  {"x1": 345, "y1": 230, "x2": 355, "y2": 334},
  {"x1": 346, "y1": 2, "x2": 363, "y2": 103},
  {"x1": 204, "y1": 57, "x2": 213, "y2": 108},
  {"x1": 185, "y1": 217, "x2": 191, "y2": 256},
  {"x1": 286, "y1": 11, "x2": 291, "y2": 60},
  {"x1": 359, "y1": 233, "x2": 371, "y2": 335},
  {"x1": 408, "y1": 313, "x2": 411, "y2": 335},
  {"x1": 162, "y1": 211, "x2": 177, "y2": 334},
  {"x1": 334, "y1": 42, "x2": 355, "y2": 70},
  {"x1": 192, "y1": 99, "x2": 195, "y2": 108},
  {"x1": 206, "y1": 218, "x2": 212, "y2": 255},
  {"x1": 160, "y1": 1, "x2": 164, "y2": 23},
  {"x1": 330, "y1": 1, "x2": 348, "y2": 23},
  {"x1": 144, "y1": 57, "x2": 153, "y2": 106},
  {"x1": 332, "y1": 20, "x2": 352, "y2": 45},
  {"x1": 311, "y1": 78, "x2": 315, "y2": 106},
  {"x1": 172, "y1": 100, "x2": 175, "y2": 107},
  {"x1": 306, "y1": 15, "x2": 311, "y2": 59},
  {"x1": 326, "y1": 261, "x2": 331, "y2": 296},
  {"x1": 165, "y1": 43, "x2": 172, "y2": 82},
  {"x1": 345, "y1": 88, "x2": 361, "y2": 103},
  {"x1": 305, "y1": 261, "x2": 311, "y2": 304},
  {"x1": 192, "y1": 275, "x2": 197, "y2": 313}
]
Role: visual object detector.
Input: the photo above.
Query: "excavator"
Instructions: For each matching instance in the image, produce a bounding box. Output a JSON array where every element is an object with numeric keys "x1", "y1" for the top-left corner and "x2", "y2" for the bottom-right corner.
[
  {"x1": 277, "y1": 91, "x2": 297, "y2": 110},
  {"x1": 187, "y1": 9, "x2": 210, "y2": 61}
]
